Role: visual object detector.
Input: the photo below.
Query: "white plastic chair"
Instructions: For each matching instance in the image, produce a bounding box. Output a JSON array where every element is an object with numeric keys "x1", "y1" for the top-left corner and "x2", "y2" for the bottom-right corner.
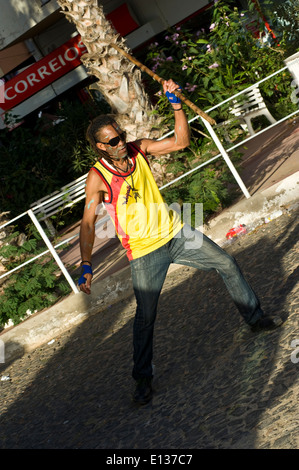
[{"x1": 229, "y1": 86, "x2": 276, "y2": 135}]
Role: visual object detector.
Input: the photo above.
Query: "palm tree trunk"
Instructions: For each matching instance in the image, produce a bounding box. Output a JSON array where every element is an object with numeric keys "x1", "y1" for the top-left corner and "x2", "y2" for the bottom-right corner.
[{"x1": 57, "y1": 0, "x2": 163, "y2": 143}]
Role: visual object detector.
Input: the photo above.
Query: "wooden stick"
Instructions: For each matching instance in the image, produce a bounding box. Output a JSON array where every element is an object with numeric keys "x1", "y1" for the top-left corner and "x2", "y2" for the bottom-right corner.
[{"x1": 110, "y1": 43, "x2": 216, "y2": 126}]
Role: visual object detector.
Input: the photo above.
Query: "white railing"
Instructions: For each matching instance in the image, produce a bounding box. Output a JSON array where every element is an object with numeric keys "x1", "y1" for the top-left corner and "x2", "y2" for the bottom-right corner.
[
  {"x1": 0, "y1": 211, "x2": 110, "y2": 294},
  {"x1": 0, "y1": 59, "x2": 298, "y2": 294},
  {"x1": 159, "y1": 57, "x2": 299, "y2": 188}
]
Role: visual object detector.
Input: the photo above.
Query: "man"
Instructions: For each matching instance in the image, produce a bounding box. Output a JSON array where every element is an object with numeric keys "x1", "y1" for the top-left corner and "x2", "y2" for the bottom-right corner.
[{"x1": 79, "y1": 79, "x2": 283, "y2": 405}]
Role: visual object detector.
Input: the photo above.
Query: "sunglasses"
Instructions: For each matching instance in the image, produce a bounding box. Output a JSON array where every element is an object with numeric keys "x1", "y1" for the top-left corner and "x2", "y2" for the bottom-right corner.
[{"x1": 97, "y1": 131, "x2": 126, "y2": 147}]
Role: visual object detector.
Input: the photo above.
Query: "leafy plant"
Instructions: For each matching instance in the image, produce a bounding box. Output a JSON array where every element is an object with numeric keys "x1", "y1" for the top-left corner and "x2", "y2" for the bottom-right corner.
[
  {"x1": 0, "y1": 226, "x2": 71, "y2": 328},
  {"x1": 261, "y1": 0, "x2": 299, "y2": 56},
  {"x1": 144, "y1": 0, "x2": 297, "y2": 221},
  {"x1": 0, "y1": 96, "x2": 110, "y2": 221}
]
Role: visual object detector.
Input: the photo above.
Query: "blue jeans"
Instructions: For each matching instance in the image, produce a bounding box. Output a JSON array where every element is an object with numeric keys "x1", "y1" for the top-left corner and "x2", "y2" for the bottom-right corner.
[{"x1": 130, "y1": 224, "x2": 264, "y2": 380}]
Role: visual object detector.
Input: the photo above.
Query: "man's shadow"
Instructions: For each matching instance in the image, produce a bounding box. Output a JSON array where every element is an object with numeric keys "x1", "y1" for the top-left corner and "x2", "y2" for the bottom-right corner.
[{"x1": 0, "y1": 211, "x2": 297, "y2": 449}]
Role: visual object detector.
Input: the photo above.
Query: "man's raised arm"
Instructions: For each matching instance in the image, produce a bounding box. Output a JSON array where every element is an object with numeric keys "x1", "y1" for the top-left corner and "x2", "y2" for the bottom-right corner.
[{"x1": 138, "y1": 79, "x2": 190, "y2": 156}]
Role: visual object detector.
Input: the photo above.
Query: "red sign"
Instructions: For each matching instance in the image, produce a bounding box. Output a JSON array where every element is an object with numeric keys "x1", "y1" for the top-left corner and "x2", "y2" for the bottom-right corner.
[
  {"x1": 0, "y1": 35, "x2": 87, "y2": 112},
  {"x1": 106, "y1": 4, "x2": 139, "y2": 37}
]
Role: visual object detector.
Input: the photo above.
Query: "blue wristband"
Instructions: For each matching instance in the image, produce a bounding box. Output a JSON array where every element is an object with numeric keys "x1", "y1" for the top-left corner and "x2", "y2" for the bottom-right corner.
[
  {"x1": 165, "y1": 88, "x2": 181, "y2": 104},
  {"x1": 78, "y1": 264, "x2": 93, "y2": 286}
]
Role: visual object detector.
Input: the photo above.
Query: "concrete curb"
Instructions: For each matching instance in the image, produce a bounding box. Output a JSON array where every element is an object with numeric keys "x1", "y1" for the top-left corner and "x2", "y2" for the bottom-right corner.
[
  {"x1": 203, "y1": 171, "x2": 299, "y2": 245},
  {"x1": 1, "y1": 171, "x2": 298, "y2": 363}
]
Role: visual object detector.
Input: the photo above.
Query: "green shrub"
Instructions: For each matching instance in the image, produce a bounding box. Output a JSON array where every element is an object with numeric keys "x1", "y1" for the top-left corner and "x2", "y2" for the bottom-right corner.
[
  {"x1": 0, "y1": 226, "x2": 72, "y2": 328},
  {"x1": 145, "y1": 0, "x2": 298, "y2": 220},
  {"x1": 0, "y1": 97, "x2": 110, "y2": 221}
]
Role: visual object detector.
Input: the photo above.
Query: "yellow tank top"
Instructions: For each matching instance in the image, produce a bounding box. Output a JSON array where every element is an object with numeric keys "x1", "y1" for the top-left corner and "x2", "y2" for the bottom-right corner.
[{"x1": 91, "y1": 142, "x2": 183, "y2": 260}]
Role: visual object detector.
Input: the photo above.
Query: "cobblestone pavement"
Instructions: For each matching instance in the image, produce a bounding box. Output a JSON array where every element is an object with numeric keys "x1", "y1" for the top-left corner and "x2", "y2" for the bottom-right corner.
[{"x1": 0, "y1": 208, "x2": 298, "y2": 449}]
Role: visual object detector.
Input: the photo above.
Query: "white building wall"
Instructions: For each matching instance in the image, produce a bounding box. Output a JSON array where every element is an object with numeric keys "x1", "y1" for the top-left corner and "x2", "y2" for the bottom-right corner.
[
  {"x1": 0, "y1": 0, "x2": 60, "y2": 50},
  {"x1": 34, "y1": 18, "x2": 77, "y2": 55},
  {"x1": 101, "y1": 0, "x2": 210, "y2": 49},
  {"x1": 0, "y1": 0, "x2": 212, "y2": 125},
  {"x1": 124, "y1": 0, "x2": 209, "y2": 28},
  {"x1": 0, "y1": 0, "x2": 210, "y2": 52}
]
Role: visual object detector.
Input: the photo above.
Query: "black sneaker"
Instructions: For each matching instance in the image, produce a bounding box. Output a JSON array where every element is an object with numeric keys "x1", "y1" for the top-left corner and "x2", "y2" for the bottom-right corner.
[
  {"x1": 251, "y1": 314, "x2": 283, "y2": 332},
  {"x1": 133, "y1": 377, "x2": 153, "y2": 405}
]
